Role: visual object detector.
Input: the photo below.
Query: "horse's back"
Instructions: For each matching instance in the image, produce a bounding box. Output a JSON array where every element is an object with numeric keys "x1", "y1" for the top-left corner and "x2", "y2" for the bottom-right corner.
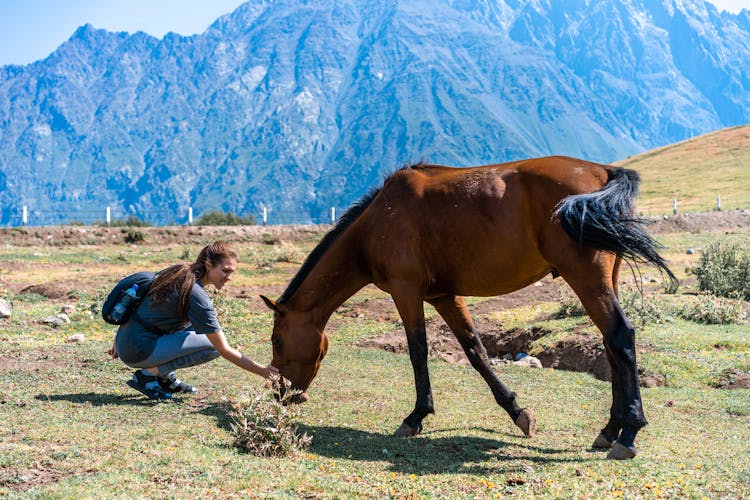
[
  {"x1": 361, "y1": 156, "x2": 613, "y2": 297},
  {"x1": 379, "y1": 156, "x2": 610, "y2": 220}
]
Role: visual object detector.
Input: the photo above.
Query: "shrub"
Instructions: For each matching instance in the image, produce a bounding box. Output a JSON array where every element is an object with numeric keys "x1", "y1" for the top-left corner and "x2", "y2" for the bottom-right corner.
[
  {"x1": 555, "y1": 286, "x2": 586, "y2": 318},
  {"x1": 195, "y1": 210, "x2": 255, "y2": 226},
  {"x1": 692, "y1": 241, "x2": 750, "y2": 300},
  {"x1": 260, "y1": 233, "x2": 280, "y2": 245},
  {"x1": 229, "y1": 389, "x2": 312, "y2": 457},
  {"x1": 109, "y1": 215, "x2": 150, "y2": 227},
  {"x1": 676, "y1": 296, "x2": 747, "y2": 325},
  {"x1": 123, "y1": 228, "x2": 145, "y2": 244},
  {"x1": 620, "y1": 287, "x2": 664, "y2": 326}
]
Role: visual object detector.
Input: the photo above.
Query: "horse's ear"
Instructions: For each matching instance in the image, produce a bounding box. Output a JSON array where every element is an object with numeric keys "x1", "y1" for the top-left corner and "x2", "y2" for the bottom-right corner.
[{"x1": 260, "y1": 295, "x2": 284, "y2": 314}]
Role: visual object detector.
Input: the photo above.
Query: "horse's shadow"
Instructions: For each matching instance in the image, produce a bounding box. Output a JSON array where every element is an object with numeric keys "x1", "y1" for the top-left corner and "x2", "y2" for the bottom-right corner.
[
  {"x1": 197, "y1": 403, "x2": 592, "y2": 475},
  {"x1": 300, "y1": 425, "x2": 590, "y2": 474}
]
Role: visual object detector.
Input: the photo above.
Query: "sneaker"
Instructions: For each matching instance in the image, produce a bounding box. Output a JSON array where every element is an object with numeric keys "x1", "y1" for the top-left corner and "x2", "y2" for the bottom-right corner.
[
  {"x1": 158, "y1": 372, "x2": 197, "y2": 394},
  {"x1": 126, "y1": 370, "x2": 173, "y2": 400}
]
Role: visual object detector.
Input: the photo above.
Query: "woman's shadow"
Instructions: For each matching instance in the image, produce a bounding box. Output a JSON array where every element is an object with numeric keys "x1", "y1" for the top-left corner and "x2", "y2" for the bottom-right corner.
[{"x1": 35, "y1": 392, "x2": 170, "y2": 406}]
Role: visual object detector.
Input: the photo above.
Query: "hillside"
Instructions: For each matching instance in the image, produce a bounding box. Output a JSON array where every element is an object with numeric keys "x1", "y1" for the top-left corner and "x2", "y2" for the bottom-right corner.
[{"x1": 618, "y1": 124, "x2": 750, "y2": 215}]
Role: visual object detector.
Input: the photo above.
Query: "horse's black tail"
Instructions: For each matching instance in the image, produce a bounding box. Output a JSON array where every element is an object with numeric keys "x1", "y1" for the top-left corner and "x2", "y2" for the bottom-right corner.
[{"x1": 554, "y1": 167, "x2": 678, "y2": 288}]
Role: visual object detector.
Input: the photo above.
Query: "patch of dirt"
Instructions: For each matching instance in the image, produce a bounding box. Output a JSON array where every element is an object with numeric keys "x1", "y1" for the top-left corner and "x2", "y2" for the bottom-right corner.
[
  {"x1": 0, "y1": 465, "x2": 64, "y2": 492},
  {"x1": 19, "y1": 283, "x2": 76, "y2": 300},
  {"x1": 535, "y1": 333, "x2": 611, "y2": 381},
  {"x1": 356, "y1": 284, "x2": 664, "y2": 387},
  {"x1": 0, "y1": 347, "x2": 77, "y2": 373},
  {"x1": 714, "y1": 370, "x2": 750, "y2": 390},
  {"x1": 647, "y1": 209, "x2": 750, "y2": 234},
  {"x1": 0, "y1": 208, "x2": 748, "y2": 247},
  {"x1": 0, "y1": 224, "x2": 328, "y2": 247}
]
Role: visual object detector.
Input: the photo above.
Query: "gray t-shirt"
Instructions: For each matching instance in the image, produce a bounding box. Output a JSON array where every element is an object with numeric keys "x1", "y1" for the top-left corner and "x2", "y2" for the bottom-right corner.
[{"x1": 115, "y1": 282, "x2": 221, "y2": 364}]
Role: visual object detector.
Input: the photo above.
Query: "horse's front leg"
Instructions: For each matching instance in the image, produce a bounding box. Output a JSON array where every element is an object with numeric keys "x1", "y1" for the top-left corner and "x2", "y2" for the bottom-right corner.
[
  {"x1": 391, "y1": 294, "x2": 433, "y2": 436},
  {"x1": 428, "y1": 296, "x2": 535, "y2": 437}
]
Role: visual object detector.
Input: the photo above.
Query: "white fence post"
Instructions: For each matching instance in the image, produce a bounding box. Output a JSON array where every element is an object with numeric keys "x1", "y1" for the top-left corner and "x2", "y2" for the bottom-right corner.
[
  {"x1": 673, "y1": 198, "x2": 677, "y2": 215},
  {"x1": 330, "y1": 207, "x2": 336, "y2": 224},
  {"x1": 106, "y1": 207, "x2": 111, "y2": 227},
  {"x1": 22, "y1": 206, "x2": 28, "y2": 226},
  {"x1": 188, "y1": 207, "x2": 193, "y2": 226},
  {"x1": 717, "y1": 194, "x2": 721, "y2": 212},
  {"x1": 262, "y1": 206, "x2": 268, "y2": 226}
]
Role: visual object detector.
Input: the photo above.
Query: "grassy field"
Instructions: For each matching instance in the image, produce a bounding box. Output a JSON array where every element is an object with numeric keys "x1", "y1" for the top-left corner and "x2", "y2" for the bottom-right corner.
[
  {"x1": 617, "y1": 125, "x2": 750, "y2": 215},
  {"x1": 0, "y1": 221, "x2": 748, "y2": 498}
]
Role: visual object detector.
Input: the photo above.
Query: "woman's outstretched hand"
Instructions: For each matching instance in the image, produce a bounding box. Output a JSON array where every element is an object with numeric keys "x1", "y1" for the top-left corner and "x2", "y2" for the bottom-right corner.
[{"x1": 264, "y1": 364, "x2": 280, "y2": 380}]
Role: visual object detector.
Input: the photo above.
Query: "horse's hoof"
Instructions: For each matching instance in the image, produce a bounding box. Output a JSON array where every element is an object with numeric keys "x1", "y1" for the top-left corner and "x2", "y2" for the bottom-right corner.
[
  {"x1": 514, "y1": 408, "x2": 536, "y2": 437},
  {"x1": 607, "y1": 442, "x2": 637, "y2": 460},
  {"x1": 592, "y1": 431, "x2": 614, "y2": 449},
  {"x1": 393, "y1": 422, "x2": 420, "y2": 437}
]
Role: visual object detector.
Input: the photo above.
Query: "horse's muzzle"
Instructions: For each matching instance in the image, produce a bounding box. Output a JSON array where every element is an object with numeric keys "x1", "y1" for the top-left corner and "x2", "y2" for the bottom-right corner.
[{"x1": 273, "y1": 378, "x2": 309, "y2": 405}]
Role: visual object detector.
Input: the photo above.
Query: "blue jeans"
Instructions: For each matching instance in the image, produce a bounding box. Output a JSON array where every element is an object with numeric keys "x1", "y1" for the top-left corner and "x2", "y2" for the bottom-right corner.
[{"x1": 122, "y1": 330, "x2": 220, "y2": 377}]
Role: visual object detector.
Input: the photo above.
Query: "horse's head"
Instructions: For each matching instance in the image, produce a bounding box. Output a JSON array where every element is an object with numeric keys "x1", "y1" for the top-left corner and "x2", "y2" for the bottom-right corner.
[{"x1": 261, "y1": 295, "x2": 329, "y2": 403}]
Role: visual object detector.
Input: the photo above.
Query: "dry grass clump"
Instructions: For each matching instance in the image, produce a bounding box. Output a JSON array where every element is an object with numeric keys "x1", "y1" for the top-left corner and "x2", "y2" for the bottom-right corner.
[{"x1": 229, "y1": 388, "x2": 312, "y2": 457}]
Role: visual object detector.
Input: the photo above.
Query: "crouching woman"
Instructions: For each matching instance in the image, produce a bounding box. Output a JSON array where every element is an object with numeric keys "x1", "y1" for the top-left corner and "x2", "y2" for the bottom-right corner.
[{"x1": 110, "y1": 241, "x2": 277, "y2": 399}]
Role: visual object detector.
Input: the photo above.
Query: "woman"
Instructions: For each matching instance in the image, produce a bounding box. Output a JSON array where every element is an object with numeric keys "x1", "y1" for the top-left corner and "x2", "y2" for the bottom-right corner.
[{"x1": 110, "y1": 241, "x2": 277, "y2": 399}]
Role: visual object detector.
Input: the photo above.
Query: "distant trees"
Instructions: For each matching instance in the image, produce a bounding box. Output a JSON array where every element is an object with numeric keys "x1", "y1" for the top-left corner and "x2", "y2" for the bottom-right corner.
[{"x1": 194, "y1": 210, "x2": 255, "y2": 226}]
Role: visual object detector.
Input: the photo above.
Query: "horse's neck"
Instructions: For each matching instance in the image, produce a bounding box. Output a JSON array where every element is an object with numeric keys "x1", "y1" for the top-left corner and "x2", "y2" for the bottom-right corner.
[{"x1": 286, "y1": 230, "x2": 369, "y2": 326}]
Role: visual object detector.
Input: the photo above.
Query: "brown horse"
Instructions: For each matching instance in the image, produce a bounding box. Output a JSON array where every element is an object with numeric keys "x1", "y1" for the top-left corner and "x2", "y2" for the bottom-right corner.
[{"x1": 261, "y1": 155, "x2": 675, "y2": 460}]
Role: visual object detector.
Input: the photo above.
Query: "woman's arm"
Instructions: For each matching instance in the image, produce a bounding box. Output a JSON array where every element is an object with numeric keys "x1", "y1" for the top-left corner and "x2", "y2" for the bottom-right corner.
[{"x1": 206, "y1": 331, "x2": 278, "y2": 379}]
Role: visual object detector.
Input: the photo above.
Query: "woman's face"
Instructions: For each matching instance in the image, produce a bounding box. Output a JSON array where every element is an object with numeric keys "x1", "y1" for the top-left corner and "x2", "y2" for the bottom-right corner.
[{"x1": 204, "y1": 257, "x2": 237, "y2": 290}]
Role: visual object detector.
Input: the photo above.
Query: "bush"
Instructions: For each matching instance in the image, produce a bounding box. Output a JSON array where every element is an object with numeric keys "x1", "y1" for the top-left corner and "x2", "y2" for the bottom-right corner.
[
  {"x1": 620, "y1": 287, "x2": 664, "y2": 326},
  {"x1": 260, "y1": 233, "x2": 280, "y2": 245},
  {"x1": 555, "y1": 286, "x2": 586, "y2": 318},
  {"x1": 229, "y1": 389, "x2": 312, "y2": 457},
  {"x1": 676, "y1": 296, "x2": 747, "y2": 325},
  {"x1": 123, "y1": 228, "x2": 145, "y2": 244},
  {"x1": 692, "y1": 241, "x2": 750, "y2": 300},
  {"x1": 107, "y1": 215, "x2": 150, "y2": 227},
  {"x1": 195, "y1": 210, "x2": 255, "y2": 226}
]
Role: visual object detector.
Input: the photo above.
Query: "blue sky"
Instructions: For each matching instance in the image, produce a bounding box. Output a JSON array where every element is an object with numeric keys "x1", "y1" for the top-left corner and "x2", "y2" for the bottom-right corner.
[
  {"x1": 0, "y1": 0, "x2": 247, "y2": 66},
  {"x1": 0, "y1": 0, "x2": 748, "y2": 67}
]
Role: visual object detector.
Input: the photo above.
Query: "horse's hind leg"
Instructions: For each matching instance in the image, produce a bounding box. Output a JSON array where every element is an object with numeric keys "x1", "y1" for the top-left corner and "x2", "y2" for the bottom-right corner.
[
  {"x1": 428, "y1": 296, "x2": 536, "y2": 437},
  {"x1": 559, "y1": 258, "x2": 646, "y2": 459}
]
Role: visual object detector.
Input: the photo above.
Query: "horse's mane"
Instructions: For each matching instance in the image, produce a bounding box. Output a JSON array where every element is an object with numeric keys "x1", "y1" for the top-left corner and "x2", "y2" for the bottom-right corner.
[
  {"x1": 277, "y1": 186, "x2": 381, "y2": 304},
  {"x1": 277, "y1": 162, "x2": 432, "y2": 304}
]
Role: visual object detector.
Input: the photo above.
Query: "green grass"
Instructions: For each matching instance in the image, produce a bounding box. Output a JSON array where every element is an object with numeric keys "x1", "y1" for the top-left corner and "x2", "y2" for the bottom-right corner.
[
  {"x1": 1, "y1": 230, "x2": 749, "y2": 498},
  {"x1": 617, "y1": 124, "x2": 750, "y2": 215}
]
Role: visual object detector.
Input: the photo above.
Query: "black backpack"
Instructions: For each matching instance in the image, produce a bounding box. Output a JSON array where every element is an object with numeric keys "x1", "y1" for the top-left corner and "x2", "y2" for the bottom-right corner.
[{"x1": 102, "y1": 272, "x2": 155, "y2": 325}]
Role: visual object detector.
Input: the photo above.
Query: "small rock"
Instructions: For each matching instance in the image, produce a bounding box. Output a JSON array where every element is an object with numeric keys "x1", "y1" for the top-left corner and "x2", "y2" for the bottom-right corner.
[
  {"x1": 0, "y1": 298, "x2": 11, "y2": 318},
  {"x1": 513, "y1": 355, "x2": 543, "y2": 368},
  {"x1": 42, "y1": 313, "x2": 71, "y2": 327},
  {"x1": 67, "y1": 333, "x2": 85, "y2": 343},
  {"x1": 60, "y1": 304, "x2": 77, "y2": 315},
  {"x1": 42, "y1": 316, "x2": 63, "y2": 327},
  {"x1": 686, "y1": 248, "x2": 695, "y2": 255}
]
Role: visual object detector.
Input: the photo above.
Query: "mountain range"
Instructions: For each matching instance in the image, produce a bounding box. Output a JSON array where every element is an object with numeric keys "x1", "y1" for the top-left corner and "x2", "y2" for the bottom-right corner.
[{"x1": 1, "y1": 0, "x2": 749, "y2": 225}]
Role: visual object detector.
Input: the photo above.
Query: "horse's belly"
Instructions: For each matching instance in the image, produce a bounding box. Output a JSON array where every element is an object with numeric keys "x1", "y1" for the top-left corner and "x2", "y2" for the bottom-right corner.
[{"x1": 428, "y1": 258, "x2": 552, "y2": 298}]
